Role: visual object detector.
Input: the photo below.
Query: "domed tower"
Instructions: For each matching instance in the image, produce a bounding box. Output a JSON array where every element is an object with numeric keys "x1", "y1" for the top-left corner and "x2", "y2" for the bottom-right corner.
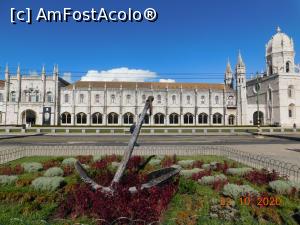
[{"x1": 266, "y1": 27, "x2": 295, "y2": 75}]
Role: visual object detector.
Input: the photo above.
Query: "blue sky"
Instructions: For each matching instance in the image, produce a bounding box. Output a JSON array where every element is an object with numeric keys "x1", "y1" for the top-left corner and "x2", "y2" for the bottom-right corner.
[{"x1": 0, "y1": 0, "x2": 299, "y2": 83}]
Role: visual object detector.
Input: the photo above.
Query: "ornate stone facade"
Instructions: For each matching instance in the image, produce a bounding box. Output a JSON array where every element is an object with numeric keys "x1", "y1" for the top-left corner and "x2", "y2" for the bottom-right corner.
[{"x1": 0, "y1": 28, "x2": 298, "y2": 127}]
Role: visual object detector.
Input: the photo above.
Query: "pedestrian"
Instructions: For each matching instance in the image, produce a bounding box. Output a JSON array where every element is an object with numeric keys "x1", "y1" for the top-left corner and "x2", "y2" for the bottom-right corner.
[{"x1": 129, "y1": 122, "x2": 139, "y2": 146}]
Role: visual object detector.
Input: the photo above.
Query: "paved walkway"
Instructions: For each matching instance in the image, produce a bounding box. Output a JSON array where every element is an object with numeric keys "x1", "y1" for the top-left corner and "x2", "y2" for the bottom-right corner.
[{"x1": 233, "y1": 144, "x2": 300, "y2": 166}]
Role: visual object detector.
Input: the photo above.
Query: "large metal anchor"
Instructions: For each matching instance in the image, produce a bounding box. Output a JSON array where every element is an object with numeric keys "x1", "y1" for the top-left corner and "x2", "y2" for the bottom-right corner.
[{"x1": 75, "y1": 96, "x2": 181, "y2": 194}]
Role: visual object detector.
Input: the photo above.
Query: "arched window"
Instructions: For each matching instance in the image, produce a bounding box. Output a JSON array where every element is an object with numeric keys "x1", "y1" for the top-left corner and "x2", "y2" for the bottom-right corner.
[
  {"x1": 286, "y1": 62, "x2": 290, "y2": 73},
  {"x1": 0, "y1": 93, "x2": 3, "y2": 102},
  {"x1": 184, "y1": 113, "x2": 194, "y2": 124},
  {"x1": 111, "y1": 94, "x2": 116, "y2": 103},
  {"x1": 157, "y1": 95, "x2": 162, "y2": 104},
  {"x1": 76, "y1": 112, "x2": 87, "y2": 124},
  {"x1": 228, "y1": 115, "x2": 235, "y2": 125},
  {"x1": 198, "y1": 113, "x2": 208, "y2": 124},
  {"x1": 92, "y1": 112, "x2": 102, "y2": 124},
  {"x1": 169, "y1": 113, "x2": 179, "y2": 124},
  {"x1": 123, "y1": 112, "x2": 134, "y2": 124},
  {"x1": 79, "y1": 94, "x2": 84, "y2": 103},
  {"x1": 215, "y1": 95, "x2": 220, "y2": 105},
  {"x1": 126, "y1": 95, "x2": 131, "y2": 104},
  {"x1": 154, "y1": 113, "x2": 165, "y2": 124},
  {"x1": 213, "y1": 113, "x2": 222, "y2": 124},
  {"x1": 61, "y1": 112, "x2": 71, "y2": 124},
  {"x1": 172, "y1": 95, "x2": 176, "y2": 104},
  {"x1": 288, "y1": 104, "x2": 295, "y2": 118},
  {"x1": 47, "y1": 92, "x2": 53, "y2": 103},
  {"x1": 187, "y1": 95, "x2": 191, "y2": 104},
  {"x1": 288, "y1": 85, "x2": 294, "y2": 98},
  {"x1": 95, "y1": 94, "x2": 100, "y2": 103},
  {"x1": 11, "y1": 91, "x2": 16, "y2": 102},
  {"x1": 108, "y1": 112, "x2": 118, "y2": 124},
  {"x1": 64, "y1": 94, "x2": 69, "y2": 103},
  {"x1": 142, "y1": 95, "x2": 146, "y2": 103},
  {"x1": 201, "y1": 95, "x2": 205, "y2": 104}
]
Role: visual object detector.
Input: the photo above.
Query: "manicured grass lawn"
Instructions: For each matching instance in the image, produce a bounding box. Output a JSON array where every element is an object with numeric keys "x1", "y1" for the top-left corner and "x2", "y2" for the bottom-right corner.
[{"x1": 0, "y1": 155, "x2": 299, "y2": 225}]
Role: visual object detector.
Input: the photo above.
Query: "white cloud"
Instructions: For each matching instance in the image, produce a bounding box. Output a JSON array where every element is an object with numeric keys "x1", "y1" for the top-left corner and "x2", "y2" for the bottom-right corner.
[
  {"x1": 81, "y1": 67, "x2": 157, "y2": 82},
  {"x1": 159, "y1": 79, "x2": 176, "y2": 83},
  {"x1": 62, "y1": 72, "x2": 72, "y2": 83}
]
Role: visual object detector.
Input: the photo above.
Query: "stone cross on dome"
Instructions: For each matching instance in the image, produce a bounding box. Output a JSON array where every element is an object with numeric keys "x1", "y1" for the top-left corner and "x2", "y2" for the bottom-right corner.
[{"x1": 277, "y1": 26, "x2": 281, "y2": 33}]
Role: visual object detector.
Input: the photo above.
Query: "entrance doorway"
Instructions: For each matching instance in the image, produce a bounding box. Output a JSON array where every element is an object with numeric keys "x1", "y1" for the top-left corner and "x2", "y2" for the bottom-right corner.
[{"x1": 22, "y1": 110, "x2": 37, "y2": 125}]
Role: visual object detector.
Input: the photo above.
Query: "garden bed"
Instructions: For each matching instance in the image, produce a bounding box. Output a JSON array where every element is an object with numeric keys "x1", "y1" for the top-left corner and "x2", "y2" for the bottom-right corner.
[{"x1": 0, "y1": 155, "x2": 299, "y2": 225}]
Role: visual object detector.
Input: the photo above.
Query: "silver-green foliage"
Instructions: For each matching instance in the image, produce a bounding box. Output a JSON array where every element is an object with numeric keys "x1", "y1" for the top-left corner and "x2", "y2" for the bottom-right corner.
[
  {"x1": 62, "y1": 157, "x2": 77, "y2": 166},
  {"x1": 178, "y1": 160, "x2": 195, "y2": 168},
  {"x1": 32, "y1": 176, "x2": 65, "y2": 191},
  {"x1": 148, "y1": 159, "x2": 161, "y2": 166},
  {"x1": 199, "y1": 174, "x2": 227, "y2": 185},
  {"x1": 226, "y1": 168, "x2": 252, "y2": 176},
  {"x1": 269, "y1": 180, "x2": 300, "y2": 195},
  {"x1": 223, "y1": 184, "x2": 259, "y2": 199},
  {"x1": 180, "y1": 168, "x2": 203, "y2": 178},
  {"x1": 0, "y1": 175, "x2": 18, "y2": 185},
  {"x1": 21, "y1": 162, "x2": 43, "y2": 173},
  {"x1": 93, "y1": 155, "x2": 102, "y2": 162},
  {"x1": 44, "y1": 167, "x2": 64, "y2": 177}
]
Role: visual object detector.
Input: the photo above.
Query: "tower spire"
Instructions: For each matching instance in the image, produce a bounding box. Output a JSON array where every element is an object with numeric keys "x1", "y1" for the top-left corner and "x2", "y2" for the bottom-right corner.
[
  {"x1": 237, "y1": 50, "x2": 245, "y2": 67},
  {"x1": 225, "y1": 58, "x2": 233, "y2": 88},
  {"x1": 5, "y1": 64, "x2": 9, "y2": 73}
]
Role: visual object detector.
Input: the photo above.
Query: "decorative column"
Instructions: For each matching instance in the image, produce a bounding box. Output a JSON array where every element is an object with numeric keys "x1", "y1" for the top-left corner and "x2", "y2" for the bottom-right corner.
[
  {"x1": 88, "y1": 83, "x2": 92, "y2": 126},
  {"x1": 194, "y1": 89, "x2": 197, "y2": 126},
  {"x1": 72, "y1": 84, "x2": 76, "y2": 126},
  {"x1": 209, "y1": 89, "x2": 212, "y2": 125}
]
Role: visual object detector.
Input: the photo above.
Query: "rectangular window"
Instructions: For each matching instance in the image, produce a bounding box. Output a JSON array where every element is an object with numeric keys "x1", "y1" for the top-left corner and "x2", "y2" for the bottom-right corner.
[
  {"x1": 64, "y1": 94, "x2": 69, "y2": 103},
  {"x1": 95, "y1": 94, "x2": 100, "y2": 103},
  {"x1": 79, "y1": 94, "x2": 84, "y2": 103}
]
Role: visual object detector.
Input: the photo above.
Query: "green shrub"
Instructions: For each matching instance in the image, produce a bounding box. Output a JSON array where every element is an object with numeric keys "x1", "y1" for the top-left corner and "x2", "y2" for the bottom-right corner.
[
  {"x1": 178, "y1": 160, "x2": 195, "y2": 168},
  {"x1": 226, "y1": 167, "x2": 252, "y2": 176},
  {"x1": 32, "y1": 176, "x2": 65, "y2": 191},
  {"x1": 180, "y1": 168, "x2": 203, "y2": 178},
  {"x1": 21, "y1": 162, "x2": 43, "y2": 173},
  {"x1": 201, "y1": 162, "x2": 218, "y2": 170},
  {"x1": 202, "y1": 164, "x2": 211, "y2": 170},
  {"x1": 93, "y1": 155, "x2": 102, "y2": 162},
  {"x1": 62, "y1": 158, "x2": 77, "y2": 166},
  {"x1": 0, "y1": 175, "x2": 18, "y2": 185},
  {"x1": 111, "y1": 162, "x2": 120, "y2": 169},
  {"x1": 223, "y1": 184, "x2": 259, "y2": 199},
  {"x1": 269, "y1": 180, "x2": 300, "y2": 195},
  {"x1": 148, "y1": 159, "x2": 161, "y2": 166},
  {"x1": 155, "y1": 155, "x2": 165, "y2": 160},
  {"x1": 44, "y1": 167, "x2": 64, "y2": 177},
  {"x1": 178, "y1": 178, "x2": 198, "y2": 194},
  {"x1": 199, "y1": 174, "x2": 227, "y2": 185}
]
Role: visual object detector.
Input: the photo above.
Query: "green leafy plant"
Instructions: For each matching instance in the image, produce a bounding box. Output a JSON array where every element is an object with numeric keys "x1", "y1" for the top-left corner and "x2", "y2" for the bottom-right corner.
[
  {"x1": 223, "y1": 183, "x2": 259, "y2": 199},
  {"x1": 269, "y1": 180, "x2": 300, "y2": 195},
  {"x1": 226, "y1": 167, "x2": 252, "y2": 176},
  {"x1": 180, "y1": 168, "x2": 203, "y2": 178},
  {"x1": 21, "y1": 162, "x2": 43, "y2": 173},
  {"x1": 199, "y1": 174, "x2": 227, "y2": 185},
  {"x1": 32, "y1": 176, "x2": 65, "y2": 192},
  {"x1": 0, "y1": 175, "x2": 18, "y2": 185},
  {"x1": 62, "y1": 158, "x2": 77, "y2": 166},
  {"x1": 44, "y1": 167, "x2": 64, "y2": 177}
]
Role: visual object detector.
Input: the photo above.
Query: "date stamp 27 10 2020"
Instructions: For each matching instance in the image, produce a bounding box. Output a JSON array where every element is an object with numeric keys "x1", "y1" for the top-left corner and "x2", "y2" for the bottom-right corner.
[{"x1": 220, "y1": 196, "x2": 282, "y2": 207}]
